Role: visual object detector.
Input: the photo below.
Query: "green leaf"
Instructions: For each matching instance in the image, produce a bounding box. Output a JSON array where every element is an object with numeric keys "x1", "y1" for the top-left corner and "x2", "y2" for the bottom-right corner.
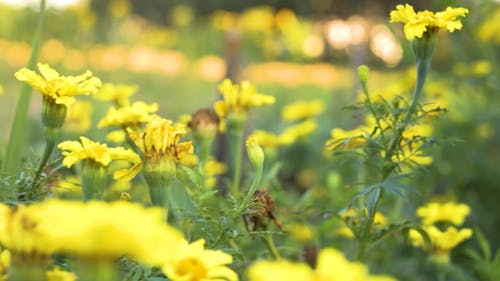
[
  {"x1": 168, "y1": 179, "x2": 195, "y2": 213},
  {"x1": 474, "y1": 227, "x2": 492, "y2": 260},
  {"x1": 366, "y1": 186, "x2": 381, "y2": 218}
]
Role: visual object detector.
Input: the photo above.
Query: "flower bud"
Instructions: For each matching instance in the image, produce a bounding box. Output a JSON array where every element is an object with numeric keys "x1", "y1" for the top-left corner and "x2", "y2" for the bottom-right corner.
[
  {"x1": 411, "y1": 28, "x2": 437, "y2": 61},
  {"x1": 81, "y1": 160, "x2": 108, "y2": 201},
  {"x1": 357, "y1": 65, "x2": 369, "y2": 85},
  {"x1": 246, "y1": 137, "x2": 264, "y2": 172}
]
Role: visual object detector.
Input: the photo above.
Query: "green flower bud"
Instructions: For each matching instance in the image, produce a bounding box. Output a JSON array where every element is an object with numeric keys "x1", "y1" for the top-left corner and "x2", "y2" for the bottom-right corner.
[
  {"x1": 246, "y1": 137, "x2": 264, "y2": 172},
  {"x1": 81, "y1": 160, "x2": 108, "y2": 201},
  {"x1": 411, "y1": 28, "x2": 437, "y2": 61},
  {"x1": 357, "y1": 65, "x2": 369, "y2": 85}
]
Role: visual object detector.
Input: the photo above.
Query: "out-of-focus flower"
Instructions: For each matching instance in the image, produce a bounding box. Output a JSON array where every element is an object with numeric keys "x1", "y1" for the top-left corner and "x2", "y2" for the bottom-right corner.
[
  {"x1": 250, "y1": 130, "x2": 290, "y2": 149},
  {"x1": 162, "y1": 239, "x2": 238, "y2": 281},
  {"x1": 325, "y1": 127, "x2": 367, "y2": 150},
  {"x1": 46, "y1": 268, "x2": 77, "y2": 281},
  {"x1": 247, "y1": 247, "x2": 397, "y2": 281},
  {"x1": 281, "y1": 120, "x2": 318, "y2": 143},
  {"x1": 281, "y1": 100, "x2": 325, "y2": 122},
  {"x1": 204, "y1": 159, "x2": 228, "y2": 188},
  {"x1": 0, "y1": 247, "x2": 10, "y2": 280},
  {"x1": 287, "y1": 223, "x2": 315, "y2": 243},
  {"x1": 477, "y1": 8, "x2": 500, "y2": 44},
  {"x1": 14, "y1": 63, "x2": 101, "y2": 108},
  {"x1": 63, "y1": 101, "x2": 93, "y2": 133},
  {"x1": 417, "y1": 202, "x2": 471, "y2": 226},
  {"x1": 0, "y1": 200, "x2": 183, "y2": 265},
  {"x1": 106, "y1": 130, "x2": 126, "y2": 143},
  {"x1": 98, "y1": 101, "x2": 158, "y2": 129},
  {"x1": 409, "y1": 226, "x2": 472, "y2": 263},
  {"x1": 390, "y1": 4, "x2": 469, "y2": 40},
  {"x1": 94, "y1": 83, "x2": 139, "y2": 107}
]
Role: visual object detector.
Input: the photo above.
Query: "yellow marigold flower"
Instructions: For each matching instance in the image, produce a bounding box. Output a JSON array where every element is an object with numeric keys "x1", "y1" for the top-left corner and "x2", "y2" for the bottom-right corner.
[
  {"x1": 402, "y1": 123, "x2": 433, "y2": 139},
  {"x1": 116, "y1": 116, "x2": 194, "y2": 181},
  {"x1": 58, "y1": 136, "x2": 140, "y2": 168},
  {"x1": 287, "y1": 223, "x2": 315, "y2": 243},
  {"x1": 250, "y1": 130, "x2": 291, "y2": 149},
  {"x1": 281, "y1": 99, "x2": 325, "y2": 122},
  {"x1": 204, "y1": 159, "x2": 228, "y2": 188},
  {"x1": 0, "y1": 200, "x2": 183, "y2": 264},
  {"x1": 63, "y1": 100, "x2": 92, "y2": 133},
  {"x1": 390, "y1": 4, "x2": 469, "y2": 40},
  {"x1": 247, "y1": 260, "x2": 314, "y2": 281},
  {"x1": 162, "y1": 239, "x2": 238, "y2": 281},
  {"x1": 214, "y1": 79, "x2": 275, "y2": 118},
  {"x1": 14, "y1": 63, "x2": 101, "y2": 108},
  {"x1": 106, "y1": 129, "x2": 126, "y2": 143},
  {"x1": 335, "y1": 225, "x2": 355, "y2": 239},
  {"x1": 97, "y1": 101, "x2": 158, "y2": 128},
  {"x1": 280, "y1": 120, "x2": 318, "y2": 143},
  {"x1": 325, "y1": 127, "x2": 367, "y2": 150},
  {"x1": 417, "y1": 202, "x2": 470, "y2": 226},
  {"x1": 247, "y1": 248, "x2": 397, "y2": 281},
  {"x1": 94, "y1": 83, "x2": 138, "y2": 107},
  {"x1": 409, "y1": 226, "x2": 472, "y2": 255},
  {"x1": 46, "y1": 268, "x2": 77, "y2": 281}
]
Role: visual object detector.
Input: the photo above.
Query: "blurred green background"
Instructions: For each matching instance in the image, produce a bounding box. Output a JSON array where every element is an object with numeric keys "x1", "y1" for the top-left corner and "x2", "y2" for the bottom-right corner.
[{"x1": 0, "y1": 0, "x2": 499, "y2": 263}]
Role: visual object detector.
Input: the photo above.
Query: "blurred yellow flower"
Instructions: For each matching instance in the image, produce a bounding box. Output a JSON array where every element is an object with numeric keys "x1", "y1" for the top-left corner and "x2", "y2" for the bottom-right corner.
[
  {"x1": 14, "y1": 63, "x2": 101, "y2": 108},
  {"x1": 281, "y1": 100, "x2": 325, "y2": 122},
  {"x1": 0, "y1": 248, "x2": 10, "y2": 281},
  {"x1": 116, "y1": 116, "x2": 194, "y2": 181},
  {"x1": 287, "y1": 223, "x2": 315, "y2": 243},
  {"x1": 58, "y1": 136, "x2": 140, "y2": 168},
  {"x1": 247, "y1": 247, "x2": 397, "y2": 281},
  {"x1": 106, "y1": 130, "x2": 126, "y2": 143},
  {"x1": 402, "y1": 123, "x2": 433, "y2": 139},
  {"x1": 280, "y1": 120, "x2": 318, "y2": 142},
  {"x1": 250, "y1": 130, "x2": 290, "y2": 149},
  {"x1": 417, "y1": 202, "x2": 470, "y2": 226},
  {"x1": 247, "y1": 260, "x2": 314, "y2": 281},
  {"x1": 214, "y1": 79, "x2": 275, "y2": 118},
  {"x1": 63, "y1": 100, "x2": 93, "y2": 133},
  {"x1": 390, "y1": 4, "x2": 469, "y2": 40},
  {"x1": 204, "y1": 159, "x2": 228, "y2": 188},
  {"x1": 409, "y1": 226, "x2": 472, "y2": 256},
  {"x1": 0, "y1": 85, "x2": 3, "y2": 95},
  {"x1": 162, "y1": 239, "x2": 238, "y2": 281},
  {"x1": 325, "y1": 127, "x2": 367, "y2": 150},
  {"x1": 94, "y1": 83, "x2": 138, "y2": 107},
  {"x1": 0, "y1": 200, "x2": 183, "y2": 265},
  {"x1": 97, "y1": 101, "x2": 158, "y2": 128},
  {"x1": 46, "y1": 268, "x2": 77, "y2": 281}
]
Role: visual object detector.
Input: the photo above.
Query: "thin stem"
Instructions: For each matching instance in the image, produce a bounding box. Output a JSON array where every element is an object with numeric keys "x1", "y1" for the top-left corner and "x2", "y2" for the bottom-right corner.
[
  {"x1": 3, "y1": 0, "x2": 46, "y2": 174},
  {"x1": 356, "y1": 186, "x2": 383, "y2": 261},
  {"x1": 31, "y1": 138, "x2": 55, "y2": 190},
  {"x1": 384, "y1": 58, "x2": 431, "y2": 178},
  {"x1": 229, "y1": 128, "x2": 244, "y2": 198},
  {"x1": 261, "y1": 233, "x2": 281, "y2": 260}
]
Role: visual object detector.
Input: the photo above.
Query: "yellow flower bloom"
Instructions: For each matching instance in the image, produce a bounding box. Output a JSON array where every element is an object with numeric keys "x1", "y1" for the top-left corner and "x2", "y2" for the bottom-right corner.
[
  {"x1": 94, "y1": 83, "x2": 138, "y2": 107},
  {"x1": 247, "y1": 248, "x2": 397, "y2": 281},
  {"x1": 97, "y1": 101, "x2": 158, "y2": 128},
  {"x1": 106, "y1": 130, "x2": 126, "y2": 143},
  {"x1": 214, "y1": 79, "x2": 275, "y2": 118},
  {"x1": 46, "y1": 268, "x2": 77, "y2": 281},
  {"x1": 63, "y1": 100, "x2": 93, "y2": 133},
  {"x1": 0, "y1": 200, "x2": 183, "y2": 265},
  {"x1": 162, "y1": 239, "x2": 238, "y2": 281},
  {"x1": 14, "y1": 63, "x2": 101, "y2": 108},
  {"x1": 0, "y1": 248, "x2": 10, "y2": 280},
  {"x1": 416, "y1": 202, "x2": 470, "y2": 226},
  {"x1": 204, "y1": 159, "x2": 228, "y2": 188},
  {"x1": 250, "y1": 130, "x2": 292, "y2": 149},
  {"x1": 247, "y1": 260, "x2": 314, "y2": 281},
  {"x1": 116, "y1": 116, "x2": 194, "y2": 181},
  {"x1": 281, "y1": 100, "x2": 325, "y2": 122},
  {"x1": 390, "y1": 4, "x2": 469, "y2": 40},
  {"x1": 325, "y1": 127, "x2": 367, "y2": 150},
  {"x1": 58, "y1": 136, "x2": 140, "y2": 168},
  {"x1": 287, "y1": 223, "x2": 315, "y2": 243},
  {"x1": 409, "y1": 226, "x2": 472, "y2": 255},
  {"x1": 280, "y1": 120, "x2": 318, "y2": 143}
]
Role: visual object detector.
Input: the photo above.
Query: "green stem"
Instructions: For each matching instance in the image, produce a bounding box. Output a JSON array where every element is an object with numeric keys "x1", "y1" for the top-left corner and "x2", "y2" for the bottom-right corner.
[
  {"x1": 31, "y1": 138, "x2": 55, "y2": 190},
  {"x1": 261, "y1": 233, "x2": 281, "y2": 260},
  {"x1": 384, "y1": 58, "x2": 431, "y2": 178},
  {"x1": 229, "y1": 128, "x2": 244, "y2": 198},
  {"x1": 75, "y1": 258, "x2": 117, "y2": 281},
  {"x1": 8, "y1": 252, "x2": 49, "y2": 281},
  {"x1": 3, "y1": 0, "x2": 46, "y2": 175}
]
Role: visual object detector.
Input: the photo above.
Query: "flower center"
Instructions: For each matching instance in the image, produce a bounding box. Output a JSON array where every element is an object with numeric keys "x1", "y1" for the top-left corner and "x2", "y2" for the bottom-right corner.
[{"x1": 176, "y1": 258, "x2": 207, "y2": 281}]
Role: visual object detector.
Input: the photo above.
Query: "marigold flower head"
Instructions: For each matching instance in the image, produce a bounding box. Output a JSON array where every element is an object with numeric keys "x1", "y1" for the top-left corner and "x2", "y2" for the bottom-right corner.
[
  {"x1": 46, "y1": 268, "x2": 77, "y2": 281},
  {"x1": 280, "y1": 120, "x2": 318, "y2": 143},
  {"x1": 281, "y1": 100, "x2": 325, "y2": 122},
  {"x1": 247, "y1": 247, "x2": 397, "y2": 281},
  {"x1": 162, "y1": 239, "x2": 238, "y2": 281},
  {"x1": 409, "y1": 225, "x2": 472, "y2": 256},
  {"x1": 97, "y1": 101, "x2": 158, "y2": 128},
  {"x1": 0, "y1": 200, "x2": 183, "y2": 264},
  {"x1": 214, "y1": 79, "x2": 275, "y2": 118},
  {"x1": 58, "y1": 136, "x2": 140, "y2": 168},
  {"x1": 14, "y1": 63, "x2": 101, "y2": 108},
  {"x1": 116, "y1": 116, "x2": 194, "y2": 181},
  {"x1": 417, "y1": 202, "x2": 471, "y2": 226},
  {"x1": 390, "y1": 4, "x2": 469, "y2": 40},
  {"x1": 94, "y1": 83, "x2": 139, "y2": 107}
]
